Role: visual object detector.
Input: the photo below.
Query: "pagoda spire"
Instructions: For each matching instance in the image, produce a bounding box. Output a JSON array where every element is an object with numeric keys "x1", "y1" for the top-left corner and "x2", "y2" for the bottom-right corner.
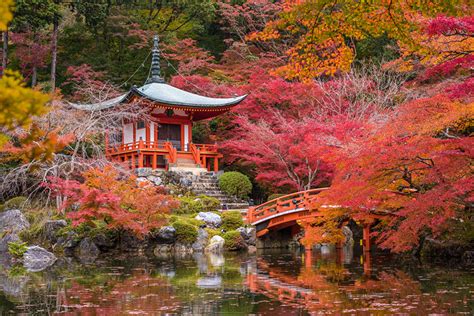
[{"x1": 146, "y1": 35, "x2": 165, "y2": 84}]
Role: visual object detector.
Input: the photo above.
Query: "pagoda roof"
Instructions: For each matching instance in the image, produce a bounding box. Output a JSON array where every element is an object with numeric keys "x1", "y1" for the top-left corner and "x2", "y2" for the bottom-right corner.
[
  {"x1": 70, "y1": 82, "x2": 247, "y2": 111},
  {"x1": 69, "y1": 35, "x2": 247, "y2": 113}
]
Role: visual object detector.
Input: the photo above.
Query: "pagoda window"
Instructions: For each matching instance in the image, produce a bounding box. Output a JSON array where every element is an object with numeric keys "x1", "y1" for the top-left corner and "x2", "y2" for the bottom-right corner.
[{"x1": 137, "y1": 120, "x2": 145, "y2": 129}]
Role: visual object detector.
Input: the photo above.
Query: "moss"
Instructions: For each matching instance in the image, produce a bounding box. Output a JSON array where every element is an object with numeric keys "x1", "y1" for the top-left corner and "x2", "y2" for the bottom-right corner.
[
  {"x1": 221, "y1": 211, "x2": 244, "y2": 231},
  {"x1": 205, "y1": 227, "x2": 222, "y2": 240},
  {"x1": 175, "y1": 194, "x2": 220, "y2": 214},
  {"x1": 218, "y1": 172, "x2": 252, "y2": 199},
  {"x1": 0, "y1": 196, "x2": 28, "y2": 211},
  {"x1": 172, "y1": 220, "x2": 198, "y2": 244},
  {"x1": 223, "y1": 230, "x2": 246, "y2": 251}
]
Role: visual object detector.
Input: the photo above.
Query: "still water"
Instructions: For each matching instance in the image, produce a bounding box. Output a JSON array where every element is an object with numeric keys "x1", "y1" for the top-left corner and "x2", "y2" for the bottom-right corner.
[{"x1": 0, "y1": 248, "x2": 473, "y2": 315}]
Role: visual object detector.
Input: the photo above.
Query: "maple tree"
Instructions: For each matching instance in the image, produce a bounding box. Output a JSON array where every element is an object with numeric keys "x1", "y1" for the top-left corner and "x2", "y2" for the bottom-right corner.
[{"x1": 45, "y1": 166, "x2": 179, "y2": 238}]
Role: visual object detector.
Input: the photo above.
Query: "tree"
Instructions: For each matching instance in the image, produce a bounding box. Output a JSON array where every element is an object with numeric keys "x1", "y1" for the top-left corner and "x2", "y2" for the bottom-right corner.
[{"x1": 45, "y1": 166, "x2": 179, "y2": 237}]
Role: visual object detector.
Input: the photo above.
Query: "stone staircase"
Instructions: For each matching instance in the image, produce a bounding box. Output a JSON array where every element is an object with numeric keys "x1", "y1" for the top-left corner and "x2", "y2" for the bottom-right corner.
[
  {"x1": 191, "y1": 172, "x2": 250, "y2": 211},
  {"x1": 169, "y1": 157, "x2": 208, "y2": 175}
]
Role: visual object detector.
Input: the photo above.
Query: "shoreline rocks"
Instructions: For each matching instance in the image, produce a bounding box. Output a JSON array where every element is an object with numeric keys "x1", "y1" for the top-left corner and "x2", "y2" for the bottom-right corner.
[{"x1": 23, "y1": 246, "x2": 57, "y2": 272}]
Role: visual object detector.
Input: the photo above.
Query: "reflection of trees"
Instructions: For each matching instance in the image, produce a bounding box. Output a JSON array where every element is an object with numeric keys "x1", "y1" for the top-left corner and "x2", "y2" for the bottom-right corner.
[{"x1": 248, "y1": 256, "x2": 471, "y2": 314}]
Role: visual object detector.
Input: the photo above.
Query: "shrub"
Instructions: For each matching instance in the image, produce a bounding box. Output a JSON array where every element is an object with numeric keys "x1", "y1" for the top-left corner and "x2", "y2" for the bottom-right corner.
[
  {"x1": 172, "y1": 220, "x2": 198, "y2": 244},
  {"x1": 221, "y1": 211, "x2": 244, "y2": 231},
  {"x1": 218, "y1": 172, "x2": 252, "y2": 199},
  {"x1": 0, "y1": 196, "x2": 28, "y2": 211},
  {"x1": 267, "y1": 193, "x2": 285, "y2": 202},
  {"x1": 223, "y1": 230, "x2": 246, "y2": 251},
  {"x1": 8, "y1": 241, "x2": 28, "y2": 258},
  {"x1": 176, "y1": 195, "x2": 220, "y2": 214}
]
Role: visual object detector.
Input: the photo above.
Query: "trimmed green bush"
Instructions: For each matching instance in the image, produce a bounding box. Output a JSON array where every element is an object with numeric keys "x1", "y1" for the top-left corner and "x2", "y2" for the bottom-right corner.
[
  {"x1": 172, "y1": 220, "x2": 198, "y2": 244},
  {"x1": 218, "y1": 172, "x2": 252, "y2": 199},
  {"x1": 176, "y1": 195, "x2": 221, "y2": 214},
  {"x1": 223, "y1": 230, "x2": 246, "y2": 251},
  {"x1": 267, "y1": 194, "x2": 285, "y2": 202},
  {"x1": 221, "y1": 211, "x2": 244, "y2": 231},
  {"x1": 1, "y1": 196, "x2": 28, "y2": 211}
]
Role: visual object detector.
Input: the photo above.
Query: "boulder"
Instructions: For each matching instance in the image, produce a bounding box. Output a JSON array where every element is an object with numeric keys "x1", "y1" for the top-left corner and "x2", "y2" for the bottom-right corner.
[
  {"x1": 156, "y1": 226, "x2": 176, "y2": 244},
  {"x1": 462, "y1": 251, "x2": 474, "y2": 266},
  {"x1": 192, "y1": 228, "x2": 209, "y2": 252},
  {"x1": 136, "y1": 168, "x2": 152, "y2": 177},
  {"x1": 247, "y1": 245, "x2": 257, "y2": 254},
  {"x1": 56, "y1": 231, "x2": 79, "y2": 249},
  {"x1": 23, "y1": 246, "x2": 57, "y2": 272},
  {"x1": 76, "y1": 237, "x2": 100, "y2": 263},
  {"x1": 92, "y1": 234, "x2": 115, "y2": 249},
  {"x1": 174, "y1": 243, "x2": 193, "y2": 255},
  {"x1": 0, "y1": 209, "x2": 30, "y2": 234},
  {"x1": 148, "y1": 175, "x2": 162, "y2": 186},
  {"x1": 195, "y1": 212, "x2": 222, "y2": 228},
  {"x1": 237, "y1": 227, "x2": 256, "y2": 246},
  {"x1": 208, "y1": 252, "x2": 225, "y2": 267},
  {"x1": 42, "y1": 220, "x2": 67, "y2": 243},
  {"x1": 196, "y1": 275, "x2": 222, "y2": 289},
  {"x1": 205, "y1": 235, "x2": 225, "y2": 253},
  {"x1": 0, "y1": 233, "x2": 20, "y2": 253}
]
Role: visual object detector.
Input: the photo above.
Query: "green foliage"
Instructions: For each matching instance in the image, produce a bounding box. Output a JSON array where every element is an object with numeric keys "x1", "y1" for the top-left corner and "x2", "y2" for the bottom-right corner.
[
  {"x1": 8, "y1": 241, "x2": 28, "y2": 258},
  {"x1": 8, "y1": 265, "x2": 27, "y2": 277},
  {"x1": 205, "y1": 227, "x2": 221, "y2": 239},
  {"x1": 172, "y1": 220, "x2": 198, "y2": 244},
  {"x1": 267, "y1": 194, "x2": 285, "y2": 202},
  {"x1": 176, "y1": 195, "x2": 220, "y2": 214},
  {"x1": 0, "y1": 196, "x2": 28, "y2": 211},
  {"x1": 222, "y1": 230, "x2": 246, "y2": 251},
  {"x1": 221, "y1": 211, "x2": 243, "y2": 231},
  {"x1": 218, "y1": 172, "x2": 252, "y2": 199}
]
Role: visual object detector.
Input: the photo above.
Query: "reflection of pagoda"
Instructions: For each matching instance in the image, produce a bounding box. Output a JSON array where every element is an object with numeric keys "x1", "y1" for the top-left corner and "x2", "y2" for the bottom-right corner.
[{"x1": 74, "y1": 36, "x2": 246, "y2": 172}]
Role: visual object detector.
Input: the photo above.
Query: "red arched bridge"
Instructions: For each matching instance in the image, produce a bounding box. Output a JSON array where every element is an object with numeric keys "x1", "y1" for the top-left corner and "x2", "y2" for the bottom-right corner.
[{"x1": 246, "y1": 188, "x2": 395, "y2": 251}]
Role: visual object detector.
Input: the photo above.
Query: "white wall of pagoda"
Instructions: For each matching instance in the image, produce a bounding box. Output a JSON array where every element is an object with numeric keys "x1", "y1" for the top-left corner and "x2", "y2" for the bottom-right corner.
[
  {"x1": 123, "y1": 123, "x2": 133, "y2": 144},
  {"x1": 136, "y1": 126, "x2": 146, "y2": 141}
]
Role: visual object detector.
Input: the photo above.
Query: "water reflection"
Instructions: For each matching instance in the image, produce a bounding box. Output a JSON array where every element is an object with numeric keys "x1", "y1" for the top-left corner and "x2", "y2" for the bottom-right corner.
[{"x1": 0, "y1": 248, "x2": 472, "y2": 315}]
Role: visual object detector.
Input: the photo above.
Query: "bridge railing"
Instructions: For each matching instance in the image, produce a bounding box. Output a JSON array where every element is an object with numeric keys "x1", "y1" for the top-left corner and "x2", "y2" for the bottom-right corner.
[{"x1": 247, "y1": 188, "x2": 329, "y2": 224}]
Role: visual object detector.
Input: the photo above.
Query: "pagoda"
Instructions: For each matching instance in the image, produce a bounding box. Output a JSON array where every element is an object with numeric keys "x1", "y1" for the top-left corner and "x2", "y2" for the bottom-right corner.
[{"x1": 72, "y1": 36, "x2": 247, "y2": 172}]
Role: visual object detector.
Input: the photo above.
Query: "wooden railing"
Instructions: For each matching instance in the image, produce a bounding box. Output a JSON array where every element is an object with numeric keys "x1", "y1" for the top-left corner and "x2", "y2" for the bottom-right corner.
[
  {"x1": 246, "y1": 188, "x2": 329, "y2": 224},
  {"x1": 189, "y1": 143, "x2": 201, "y2": 166},
  {"x1": 164, "y1": 141, "x2": 177, "y2": 164},
  {"x1": 194, "y1": 143, "x2": 218, "y2": 152}
]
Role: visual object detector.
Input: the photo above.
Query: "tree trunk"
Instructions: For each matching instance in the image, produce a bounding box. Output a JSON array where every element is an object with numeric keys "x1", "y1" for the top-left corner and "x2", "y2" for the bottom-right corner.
[
  {"x1": 1, "y1": 29, "x2": 8, "y2": 77},
  {"x1": 32, "y1": 66, "x2": 37, "y2": 86},
  {"x1": 50, "y1": 18, "x2": 58, "y2": 91}
]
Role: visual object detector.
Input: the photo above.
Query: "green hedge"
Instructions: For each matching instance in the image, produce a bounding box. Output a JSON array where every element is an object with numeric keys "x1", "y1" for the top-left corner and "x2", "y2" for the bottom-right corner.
[
  {"x1": 172, "y1": 220, "x2": 198, "y2": 244},
  {"x1": 221, "y1": 211, "x2": 244, "y2": 231},
  {"x1": 176, "y1": 195, "x2": 220, "y2": 214},
  {"x1": 218, "y1": 172, "x2": 252, "y2": 199}
]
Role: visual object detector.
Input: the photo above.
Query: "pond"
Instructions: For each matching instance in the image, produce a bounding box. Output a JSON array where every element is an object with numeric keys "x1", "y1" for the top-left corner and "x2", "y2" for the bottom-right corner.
[{"x1": 0, "y1": 247, "x2": 473, "y2": 315}]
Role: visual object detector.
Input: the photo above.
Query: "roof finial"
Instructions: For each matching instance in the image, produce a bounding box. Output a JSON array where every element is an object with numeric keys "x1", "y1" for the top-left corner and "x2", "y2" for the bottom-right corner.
[{"x1": 146, "y1": 35, "x2": 165, "y2": 84}]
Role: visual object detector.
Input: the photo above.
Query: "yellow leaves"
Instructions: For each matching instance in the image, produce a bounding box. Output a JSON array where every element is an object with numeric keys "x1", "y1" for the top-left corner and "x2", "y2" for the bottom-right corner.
[
  {"x1": 0, "y1": 0, "x2": 13, "y2": 30},
  {"x1": 0, "y1": 71, "x2": 50, "y2": 147}
]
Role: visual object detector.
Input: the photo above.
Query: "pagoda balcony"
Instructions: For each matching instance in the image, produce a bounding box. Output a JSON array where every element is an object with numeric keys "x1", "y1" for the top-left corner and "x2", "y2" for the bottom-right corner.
[{"x1": 105, "y1": 139, "x2": 222, "y2": 172}]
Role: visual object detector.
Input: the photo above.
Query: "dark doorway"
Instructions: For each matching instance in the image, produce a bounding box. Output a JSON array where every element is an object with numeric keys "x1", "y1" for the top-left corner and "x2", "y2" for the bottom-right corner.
[{"x1": 159, "y1": 123, "x2": 181, "y2": 150}]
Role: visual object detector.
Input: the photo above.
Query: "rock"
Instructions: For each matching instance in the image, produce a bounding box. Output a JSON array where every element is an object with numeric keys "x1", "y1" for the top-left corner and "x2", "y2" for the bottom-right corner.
[
  {"x1": 148, "y1": 175, "x2": 162, "y2": 186},
  {"x1": 154, "y1": 244, "x2": 173, "y2": 255},
  {"x1": 76, "y1": 238, "x2": 100, "y2": 263},
  {"x1": 0, "y1": 233, "x2": 20, "y2": 253},
  {"x1": 195, "y1": 212, "x2": 222, "y2": 228},
  {"x1": 136, "y1": 168, "x2": 152, "y2": 177},
  {"x1": 43, "y1": 220, "x2": 67, "y2": 243},
  {"x1": 237, "y1": 227, "x2": 256, "y2": 246},
  {"x1": 92, "y1": 234, "x2": 115, "y2": 249},
  {"x1": 156, "y1": 226, "x2": 176, "y2": 244},
  {"x1": 462, "y1": 251, "x2": 474, "y2": 266},
  {"x1": 196, "y1": 275, "x2": 222, "y2": 289},
  {"x1": 56, "y1": 231, "x2": 78, "y2": 249},
  {"x1": 247, "y1": 245, "x2": 257, "y2": 254},
  {"x1": 174, "y1": 243, "x2": 193, "y2": 255},
  {"x1": 179, "y1": 177, "x2": 192, "y2": 187},
  {"x1": 208, "y1": 253, "x2": 225, "y2": 267},
  {"x1": 0, "y1": 209, "x2": 30, "y2": 234},
  {"x1": 192, "y1": 228, "x2": 209, "y2": 252},
  {"x1": 342, "y1": 226, "x2": 354, "y2": 247},
  {"x1": 205, "y1": 235, "x2": 225, "y2": 253},
  {"x1": 23, "y1": 246, "x2": 57, "y2": 272}
]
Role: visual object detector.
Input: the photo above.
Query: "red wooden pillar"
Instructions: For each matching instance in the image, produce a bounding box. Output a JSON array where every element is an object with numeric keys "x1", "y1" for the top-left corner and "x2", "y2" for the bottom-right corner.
[
  {"x1": 152, "y1": 153, "x2": 157, "y2": 169},
  {"x1": 145, "y1": 123, "x2": 150, "y2": 146},
  {"x1": 138, "y1": 139, "x2": 144, "y2": 168},
  {"x1": 362, "y1": 224, "x2": 371, "y2": 252},
  {"x1": 213, "y1": 157, "x2": 219, "y2": 172},
  {"x1": 180, "y1": 124, "x2": 185, "y2": 151},
  {"x1": 132, "y1": 122, "x2": 136, "y2": 145}
]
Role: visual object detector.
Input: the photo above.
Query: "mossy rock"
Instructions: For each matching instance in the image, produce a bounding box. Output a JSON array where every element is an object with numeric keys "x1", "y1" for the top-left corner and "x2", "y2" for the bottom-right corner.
[
  {"x1": 223, "y1": 230, "x2": 246, "y2": 251},
  {"x1": 172, "y1": 220, "x2": 198, "y2": 244},
  {"x1": 221, "y1": 211, "x2": 244, "y2": 231},
  {"x1": 0, "y1": 196, "x2": 28, "y2": 212}
]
